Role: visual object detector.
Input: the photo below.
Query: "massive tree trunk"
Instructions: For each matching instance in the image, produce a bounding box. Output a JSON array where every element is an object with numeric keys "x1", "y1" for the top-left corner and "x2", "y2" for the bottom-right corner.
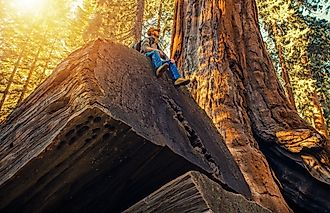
[{"x1": 171, "y1": 0, "x2": 330, "y2": 212}]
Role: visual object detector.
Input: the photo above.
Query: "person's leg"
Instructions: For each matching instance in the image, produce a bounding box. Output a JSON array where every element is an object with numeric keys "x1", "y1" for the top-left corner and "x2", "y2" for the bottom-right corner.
[
  {"x1": 145, "y1": 50, "x2": 163, "y2": 69},
  {"x1": 145, "y1": 50, "x2": 168, "y2": 77},
  {"x1": 167, "y1": 61, "x2": 181, "y2": 80},
  {"x1": 167, "y1": 61, "x2": 190, "y2": 86}
]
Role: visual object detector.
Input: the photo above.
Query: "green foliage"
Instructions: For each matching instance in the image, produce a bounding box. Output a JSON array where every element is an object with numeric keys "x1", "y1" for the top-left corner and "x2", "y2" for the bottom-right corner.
[
  {"x1": 305, "y1": 16, "x2": 330, "y2": 127},
  {"x1": 143, "y1": 0, "x2": 174, "y2": 54},
  {"x1": 257, "y1": 0, "x2": 330, "y2": 132},
  {"x1": 0, "y1": 0, "x2": 73, "y2": 121},
  {"x1": 0, "y1": 0, "x2": 176, "y2": 121},
  {"x1": 67, "y1": 0, "x2": 174, "y2": 49},
  {"x1": 295, "y1": 0, "x2": 330, "y2": 16}
]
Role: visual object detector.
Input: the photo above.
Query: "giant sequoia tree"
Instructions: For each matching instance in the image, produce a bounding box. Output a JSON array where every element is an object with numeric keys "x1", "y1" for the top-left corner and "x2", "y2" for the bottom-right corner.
[{"x1": 171, "y1": 0, "x2": 330, "y2": 212}]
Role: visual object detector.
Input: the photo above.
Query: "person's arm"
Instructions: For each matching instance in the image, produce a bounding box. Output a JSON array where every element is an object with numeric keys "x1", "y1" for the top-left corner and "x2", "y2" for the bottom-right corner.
[
  {"x1": 141, "y1": 38, "x2": 158, "y2": 53},
  {"x1": 161, "y1": 51, "x2": 170, "y2": 60},
  {"x1": 155, "y1": 43, "x2": 169, "y2": 60},
  {"x1": 141, "y1": 38, "x2": 166, "y2": 59}
]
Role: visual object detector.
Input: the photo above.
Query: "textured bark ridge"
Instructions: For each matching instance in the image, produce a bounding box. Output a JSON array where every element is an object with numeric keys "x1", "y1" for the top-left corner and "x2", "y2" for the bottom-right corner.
[
  {"x1": 171, "y1": 0, "x2": 330, "y2": 212},
  {"x1": 125, "y1": 171, "x2": 271, "y2": 213},
  {"x1": 0, "y1": 39, "x2": 250, "y2": 212}
]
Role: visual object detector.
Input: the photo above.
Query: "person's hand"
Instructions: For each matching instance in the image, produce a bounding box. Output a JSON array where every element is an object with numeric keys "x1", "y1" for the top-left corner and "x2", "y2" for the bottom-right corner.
[
  {"x1": 170, "y1": 58, "x2": 175, "y2": 63},
  {"x1": 158, "y1": 50, "x2": 165, "y2": 57}
]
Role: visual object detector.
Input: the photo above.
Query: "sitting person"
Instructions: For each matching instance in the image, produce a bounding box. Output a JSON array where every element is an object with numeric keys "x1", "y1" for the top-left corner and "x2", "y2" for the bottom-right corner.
[{"x1": 141, "y1": 27, "x2": 190, "y2": 87}]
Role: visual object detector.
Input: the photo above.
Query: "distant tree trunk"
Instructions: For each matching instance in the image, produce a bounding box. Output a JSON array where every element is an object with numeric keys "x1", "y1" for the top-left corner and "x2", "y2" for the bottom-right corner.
[
  {"x1": 157, "y1": 0, "x2": 163, "y2": 29},
  {"x1": 171, "y1": 0, "x2": 330, "y2": 212},
  {"x1": 38, "y1": 41, "x2": 56, "y2": 84},
  {"x1": 133, "y1": 0, "x2": 144, "y2": 43},
  {"x1": 272, "y1": 23, "x2": 328, "y2": 138},
  {"x1": 311, "y1": 91, "x2": 329, "y2": 138},
  {"x1": 303, "y1": 56, "x2": 329, "y2": 138},
  {"x1": 272, "y1": 23, "x2": 297, "y2": 110},
  {"x1": 320, "y1": 92, "x2": 330, "y2": 129},
  {"x1": 0, "y1": 48, "x2": 24, "y2": 111},
  {"x1": 16, "y1": 46, "x2": 42, "y2": 106}
]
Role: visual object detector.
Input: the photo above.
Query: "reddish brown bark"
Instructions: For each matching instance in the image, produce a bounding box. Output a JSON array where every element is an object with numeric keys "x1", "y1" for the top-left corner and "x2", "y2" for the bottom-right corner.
[{"x1": 171, "y1": 0, "x2": 330, "y2": 212}]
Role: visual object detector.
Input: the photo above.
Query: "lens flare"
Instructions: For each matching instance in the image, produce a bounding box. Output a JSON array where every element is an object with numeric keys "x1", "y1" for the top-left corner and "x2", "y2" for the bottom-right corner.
[{"x1": 11, "y1": 0, "x2": 47, "y2": 14}]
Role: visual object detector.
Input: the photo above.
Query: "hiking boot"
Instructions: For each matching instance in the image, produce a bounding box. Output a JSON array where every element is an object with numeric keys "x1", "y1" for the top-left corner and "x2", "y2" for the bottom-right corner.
[
  {"x1": 174, "y1": 77, "x2": 190, "y2": 87},
  {"x1": 155, "y1": 63, "x2": 169, "y2": 78}
]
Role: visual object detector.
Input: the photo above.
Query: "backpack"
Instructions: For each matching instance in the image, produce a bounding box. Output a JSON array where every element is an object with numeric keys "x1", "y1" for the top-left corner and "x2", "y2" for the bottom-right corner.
[
  {"x1": 132, "y1": 40, "x2": 142, "y2": 52},
  {"x1": 132, "y1": 37, "x2": 156, "y2": 53}
]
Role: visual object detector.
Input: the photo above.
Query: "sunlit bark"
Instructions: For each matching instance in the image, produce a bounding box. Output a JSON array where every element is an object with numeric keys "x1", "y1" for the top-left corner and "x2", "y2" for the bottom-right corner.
[{"x1": 171, "y1": 0, "x2": 330, "y2": 212}]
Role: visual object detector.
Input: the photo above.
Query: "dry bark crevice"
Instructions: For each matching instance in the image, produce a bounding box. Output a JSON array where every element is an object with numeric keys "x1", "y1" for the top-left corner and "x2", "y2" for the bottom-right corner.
[{"x1": 163, "y1": 95, "x2": 224, "y2": 183}]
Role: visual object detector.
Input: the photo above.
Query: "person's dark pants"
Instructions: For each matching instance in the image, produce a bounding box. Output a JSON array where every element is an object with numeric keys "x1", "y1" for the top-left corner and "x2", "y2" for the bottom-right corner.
[{"x1": 145, "y1": 50, "x2": 181, "y2": 80}]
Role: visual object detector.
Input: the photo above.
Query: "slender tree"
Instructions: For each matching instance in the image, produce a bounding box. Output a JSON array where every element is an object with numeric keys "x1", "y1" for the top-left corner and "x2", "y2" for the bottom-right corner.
[
  {"x1": 272, "y1": 22, "x2": 296, "y2": 110},
  {"x1": 156, "y1": 0, "x2": 163, "y2": 29},
  {"x1": 133, "y1": 0, "x2": 145, "y2": 42},
  {"x1": 38, "y1": 40, "x2": 57, "y2": 84},
  {"x1": 0, "y1": 46, "x2": 26, "y2": 111},
  {"x1": 16, "y1": 46, "x2": 42, "y2": 106},
  {"x1": 305, "y1": 16, "x2": 330, "y2": 130}
]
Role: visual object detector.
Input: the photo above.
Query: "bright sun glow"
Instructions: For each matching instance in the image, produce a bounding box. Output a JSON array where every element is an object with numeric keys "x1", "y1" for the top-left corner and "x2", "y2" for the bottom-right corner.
[{"x1": 11, "y1": 0, "x2": 47, "y2": 14}]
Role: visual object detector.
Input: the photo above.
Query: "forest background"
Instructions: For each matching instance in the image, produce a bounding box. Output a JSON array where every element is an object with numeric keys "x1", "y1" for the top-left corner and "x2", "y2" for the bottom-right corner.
[{"x1": 0, "y1": 0, "x2": 329, "y2": 137}]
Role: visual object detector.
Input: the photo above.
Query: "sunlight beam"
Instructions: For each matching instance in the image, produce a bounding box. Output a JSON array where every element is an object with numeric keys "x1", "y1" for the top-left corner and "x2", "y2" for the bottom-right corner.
[{"x1": 11, "y1": 0, "x2": 47, "y2": 15}]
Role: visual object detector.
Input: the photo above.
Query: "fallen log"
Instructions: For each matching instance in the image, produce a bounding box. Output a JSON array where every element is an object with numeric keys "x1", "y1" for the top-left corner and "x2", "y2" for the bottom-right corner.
[{"x1": 0, "y1": 39, "x2": 250, "y2": 212}]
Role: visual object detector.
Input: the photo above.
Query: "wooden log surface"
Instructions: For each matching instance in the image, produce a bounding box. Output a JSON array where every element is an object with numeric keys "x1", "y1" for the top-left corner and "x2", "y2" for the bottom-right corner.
[
  {"x1": 0, "y1": 39, "x2": 250, "y2": 212},
  {"x1": 125, "y1": 171, "x2": 271, "y2": 213}
]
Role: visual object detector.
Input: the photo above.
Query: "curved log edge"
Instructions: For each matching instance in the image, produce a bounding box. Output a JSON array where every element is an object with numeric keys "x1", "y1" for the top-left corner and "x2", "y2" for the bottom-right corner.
[{"x1": 124, "y1": 171, "x2": 271, "y2": 213}]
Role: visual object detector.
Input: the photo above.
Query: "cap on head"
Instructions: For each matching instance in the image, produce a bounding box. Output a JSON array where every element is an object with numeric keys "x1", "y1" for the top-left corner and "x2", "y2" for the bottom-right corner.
[{"x1": 147, "y1": 27, "x2": 160, "y2": 36}]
